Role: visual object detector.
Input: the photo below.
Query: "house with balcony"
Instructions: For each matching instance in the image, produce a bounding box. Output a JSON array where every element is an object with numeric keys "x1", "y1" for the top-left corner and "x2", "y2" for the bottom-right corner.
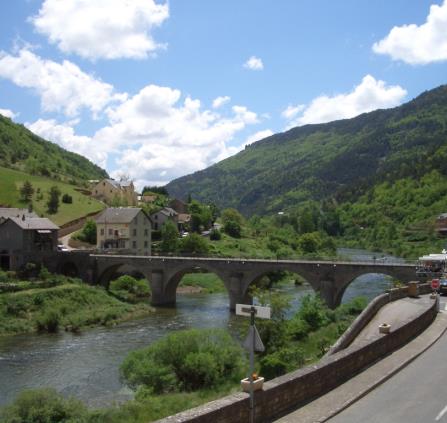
[{"x1": 95, "y1": 208, "x2": 152, "y2": 255}]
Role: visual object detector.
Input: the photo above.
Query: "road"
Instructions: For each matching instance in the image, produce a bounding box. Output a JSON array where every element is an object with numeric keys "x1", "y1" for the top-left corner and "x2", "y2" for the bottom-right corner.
[{"x1": 328, "y1": 297, "x2": 447, "y2": 423}]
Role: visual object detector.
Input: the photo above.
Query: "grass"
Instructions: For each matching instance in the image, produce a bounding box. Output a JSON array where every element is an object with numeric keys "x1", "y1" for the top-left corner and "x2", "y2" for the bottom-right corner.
[
  {"x1": 0, "y1": 166, "x2": 104, "y2": 226},
  {"x1": 0, "y1": 278, "x2": 154, "y2": 335}
]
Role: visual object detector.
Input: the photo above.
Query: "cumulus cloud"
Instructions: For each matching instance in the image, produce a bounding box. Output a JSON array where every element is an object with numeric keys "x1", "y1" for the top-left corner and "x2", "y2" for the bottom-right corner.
[
  {"x1": 96, "y1": 85, "x2": 260, "y2": 187},
  {"x1": 243, "y1": 56, "x2": 264, "y2": 70},
  {"x1": 212, "y1": 95, "x2": 231, "y2": 109},
  {"x1": 284, "y1": 75, "x2": 407, "y2": 127},
  {"x1": 0, "y1": 108, "x2": 18, "y2": 119},
  {"x1": 0, "y1": 49, "x2": 125, "y2": 117},
  {"x1": 26, "y1": 119, "x2": 108, "y2": 167},
  {"x1": 31, "y1": 0, "x2": 169, "y2": 60},
  {"x1": 373, "y1": 1, "x2": 447, "y2": 65}
]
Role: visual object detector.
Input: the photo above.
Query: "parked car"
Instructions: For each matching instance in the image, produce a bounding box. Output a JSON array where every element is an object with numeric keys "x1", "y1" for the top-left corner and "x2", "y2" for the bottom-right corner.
[{"x1": 57, "y1": 244, "x2": 69, "y2": 252}]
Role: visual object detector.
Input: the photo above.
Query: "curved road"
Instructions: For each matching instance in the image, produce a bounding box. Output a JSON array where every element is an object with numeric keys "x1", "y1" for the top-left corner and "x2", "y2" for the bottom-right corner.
[{"x1": 329, "y1": 298, "x2": 447, "y2": 423}]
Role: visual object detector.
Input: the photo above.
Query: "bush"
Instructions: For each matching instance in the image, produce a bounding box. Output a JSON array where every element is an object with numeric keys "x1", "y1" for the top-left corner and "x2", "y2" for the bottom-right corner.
[
  {"x1": 223, "y1": 220, "x2": 241, "y2": 238},
  {"x1": 179, "y1": 233, "x2": 209, "y2": 255},
  {"x1": 75, "y1": 220, "x2": 97, "y2": 245},
  {"x1": 0, "y1": 388, "x2": 88, "y2": 423},
  {"x1": 109, "y1": 275, "x2": 150, "y2": 303},
  {"x1": 296, "y1": 295, "x2": 330, "y2": 330},
  {"x1": 36, "y1": 309, "x2": 60, "y2": 333},
  {"x1": 121, "y1": 329, "x2": 246, "y2": 393},
  {"x1": 62, "y1": 193, "x2": 73, "y2": 204},
  {"x1": 209, "y1": 228, "x2": 221, "y2": 241}
]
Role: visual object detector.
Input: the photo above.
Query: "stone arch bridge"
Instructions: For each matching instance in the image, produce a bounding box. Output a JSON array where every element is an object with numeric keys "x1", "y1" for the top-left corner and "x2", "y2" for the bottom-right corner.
[{"x1": 42, "y1": 252, "x2": 419, "y2": 309}]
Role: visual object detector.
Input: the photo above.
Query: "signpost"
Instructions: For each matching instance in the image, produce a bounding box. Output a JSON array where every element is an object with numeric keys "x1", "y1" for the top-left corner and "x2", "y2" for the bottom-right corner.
[{"x1": 236, "y1": 304, "x2": 271, "y2": 423}]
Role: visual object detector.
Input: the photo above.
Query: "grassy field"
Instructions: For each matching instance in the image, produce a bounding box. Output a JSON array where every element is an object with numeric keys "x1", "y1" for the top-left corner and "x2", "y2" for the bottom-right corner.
[{"x1": 0, "y1": 166, "x2": 104, "y2": 226}]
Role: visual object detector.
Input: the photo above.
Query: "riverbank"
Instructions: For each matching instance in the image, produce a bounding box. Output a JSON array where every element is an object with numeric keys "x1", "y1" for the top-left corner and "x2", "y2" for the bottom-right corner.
[{"x1": 0, "y1": 273, "x2": 154, "y2": 336}]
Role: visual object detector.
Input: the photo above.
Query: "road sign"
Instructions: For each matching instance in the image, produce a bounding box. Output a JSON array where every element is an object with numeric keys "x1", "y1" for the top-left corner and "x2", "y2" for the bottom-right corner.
[
  {"x1": 243, "y1": 325, "x2": 265, "y2": 352},
  {"x1": 236, "y1": 304, "x2": 271, "y2": 319},
  {"x1": 432, "y1": 279, "x2": 440, "y2": 290}
]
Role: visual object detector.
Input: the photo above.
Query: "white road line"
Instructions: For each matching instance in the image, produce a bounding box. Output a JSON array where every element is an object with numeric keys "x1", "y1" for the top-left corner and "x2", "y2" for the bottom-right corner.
[{"x1": 435, "y1": 404, "x2": 447, "y2": 421}]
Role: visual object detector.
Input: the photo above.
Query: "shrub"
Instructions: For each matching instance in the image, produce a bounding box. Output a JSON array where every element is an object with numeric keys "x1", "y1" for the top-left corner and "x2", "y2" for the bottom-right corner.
[
  {"x1": 36, "y1": 309, "x2": 60, "y2": 333},
  {"x1": 209, "y1": 228, "x2": 221, "y2": 241},
  {"x1": 223, "y1": 220, "x2": 241, "y2": 238},
  {"x1": 121, "y1": 328, "x2": 246, "y2": 393},
  {"x1": 0, "y1": 388, "x2": 88, "y2": 423},
  {"x1": 286, "y1": 317, "x2": 310, "y2": 341},
  {"x1": 179, "y1": 233, "x2": 209, "y2": 255},
  {"x1": 75, "y1": 220, "x2": 97, "y2": 245},
  {"x1": 109, "y1": 275, "x2": 150, "y2": 303},
  {"x1": 296, "y1": 295, "x2": 330, "y2": 330},
  {"x1": 62, "y1": 193, "x2": 73, "y2": 204}
]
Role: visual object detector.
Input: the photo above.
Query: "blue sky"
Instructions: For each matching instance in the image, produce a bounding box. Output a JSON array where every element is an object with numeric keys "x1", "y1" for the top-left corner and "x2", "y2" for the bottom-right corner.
[{"x1": 0, "y1": 0, "x2": 446, "y2": 189}]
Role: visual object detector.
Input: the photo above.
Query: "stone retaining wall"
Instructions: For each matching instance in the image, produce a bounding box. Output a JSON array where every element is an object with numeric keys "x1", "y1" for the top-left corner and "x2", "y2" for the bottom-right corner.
[
  {"x1": 158, "y1": 291, "x2": 437, "y2": 423},
  {"x1": 58, "y1": 210, "x2": 103, "y2": 238}
]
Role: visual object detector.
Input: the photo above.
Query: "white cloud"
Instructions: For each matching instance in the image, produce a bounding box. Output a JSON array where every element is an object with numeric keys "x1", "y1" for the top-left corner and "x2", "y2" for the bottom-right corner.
[
  {"x1": 212, "y1": 95, "x2": 231, "y2": 109},
  {"x1": 0, "y1": 49, "x2": 125, "y2": 117},
  {"x1": 0, "y1": 108, "x2": 18, "y2": 119},
  {"x1": 26, "y1": 118, "x2": 108, "y2": 167},
  {"x1": 281, "y1": 104, "x2": 305, "y2": 120},
  {"x1": 95, "y1": 85, "x2": 260, "y2": 187},
  {"x1": 31, "y1": 0, "x2": 169, "y2": 60},
  {"x1": 284, "y1": 75, "x2": 407, "y2": 127},
  {"x1": 244, "y1": 129, "x2": 274, "y2": 145},
  {"x1": 243, "y1": 56, "x2": 264, "y2": 70},
  {"x1": 372, "y1": 1, "x2": 447, "y2": 65}
]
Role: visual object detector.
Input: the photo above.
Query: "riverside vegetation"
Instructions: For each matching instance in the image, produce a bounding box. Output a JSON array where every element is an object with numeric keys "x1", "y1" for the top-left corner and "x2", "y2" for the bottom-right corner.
[
  {"x1": 0, "y1": 270, "x2": 153, "y2": 335},
  {"x1": 0, "y1": 290, "x2": 366, "y2": 423}
]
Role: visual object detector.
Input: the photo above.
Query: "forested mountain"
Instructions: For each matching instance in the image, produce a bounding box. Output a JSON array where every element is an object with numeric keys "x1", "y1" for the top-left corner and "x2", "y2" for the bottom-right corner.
[
  {"x1": 166, "y1": 85, "x2": 447, "y2": 216},
  {"x1": 0, "y1": 115, "x2": 107, "y2": 183}
]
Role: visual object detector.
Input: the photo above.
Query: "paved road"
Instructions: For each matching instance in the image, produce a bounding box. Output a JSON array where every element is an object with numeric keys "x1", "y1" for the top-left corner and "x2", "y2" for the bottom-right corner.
[{"x1": 329, "y1": 297, "x2": 447, "y2": 423}]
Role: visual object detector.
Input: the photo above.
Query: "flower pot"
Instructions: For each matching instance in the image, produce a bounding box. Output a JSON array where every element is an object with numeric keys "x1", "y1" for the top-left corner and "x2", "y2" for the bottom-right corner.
[
  {"x1": 379, "y1": 323, "x2": 391, "y2": 334},
  {"x1": 241, "y1": 377, "x2": 264, "y2": 392}
]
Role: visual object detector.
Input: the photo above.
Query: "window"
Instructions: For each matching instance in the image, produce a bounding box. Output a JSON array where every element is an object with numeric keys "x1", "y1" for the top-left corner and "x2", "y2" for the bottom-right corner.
[
  {"x1": 154, "y1": 223, "x2": 158, "y2": 230},
  {"x1": 100, "y1": 228, "x2": 104, "y2": 236},
  {"x1": 132, "y1": 241, "x2": 137, "y2": 248},
  {"x1": 108, "y1": 228, "x2": 113, "y2": 236},
  {"x1": 133, "y1": 229, "x2": 137, "y2": 236}
]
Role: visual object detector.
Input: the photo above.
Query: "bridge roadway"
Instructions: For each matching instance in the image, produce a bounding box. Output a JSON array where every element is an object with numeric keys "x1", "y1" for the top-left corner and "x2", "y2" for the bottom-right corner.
[{"x1": 50, "y1": 252, "x2": 419, "y2": 310}]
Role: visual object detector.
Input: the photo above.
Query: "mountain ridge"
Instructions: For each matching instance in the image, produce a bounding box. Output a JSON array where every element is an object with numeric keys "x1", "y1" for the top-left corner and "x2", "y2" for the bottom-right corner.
[{"x1": 166, "y1": 84, "x2": 447, "y2": 216}]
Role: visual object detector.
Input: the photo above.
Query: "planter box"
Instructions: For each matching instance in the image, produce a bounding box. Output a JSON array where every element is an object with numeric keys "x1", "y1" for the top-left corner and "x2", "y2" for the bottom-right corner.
[{"x1": 241, "y1": 377, "x2": 264, "y2": 392}]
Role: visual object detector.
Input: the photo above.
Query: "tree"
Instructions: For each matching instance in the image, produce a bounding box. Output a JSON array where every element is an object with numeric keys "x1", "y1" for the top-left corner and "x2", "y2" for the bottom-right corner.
[
  {"x1": 179, "y1": 233, "x2": 209, "y2": 254},
  {"x1": 221, "y1": 208, "x2": 244, "y2": 226},
  {"x1": 19, "y1": 180, "x2": 34, "y2": 202},
  {"x1": 46, "y1": 186, "x2": 61, "y2": 214},
  {"x1": 160, "y1": 221, "x2": 179, "y2": 253},
  {"x1": 224, "y1": 220, "x2": 242, "y2": 238},
  {"x1": 78, "y1": 220, "x2": 97, "y2": 244}
]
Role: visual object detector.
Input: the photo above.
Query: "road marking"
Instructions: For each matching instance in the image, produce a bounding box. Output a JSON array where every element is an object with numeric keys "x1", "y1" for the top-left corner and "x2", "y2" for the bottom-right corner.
[{"x1": 435, "y1": 404, "x2": 447, "y2": 421}]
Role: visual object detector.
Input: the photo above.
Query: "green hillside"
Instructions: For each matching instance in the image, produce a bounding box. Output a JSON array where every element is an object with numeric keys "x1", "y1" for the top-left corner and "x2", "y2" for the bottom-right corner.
[
  {"x1": 0, "y1": 166, "x2": 104, "y2": 226},
  {"x1": 166, "y1": 85, "x2": 447, "y2": 217},
  {"x1": 0, "y1": 115, "x2": 107, "y2": 183}
]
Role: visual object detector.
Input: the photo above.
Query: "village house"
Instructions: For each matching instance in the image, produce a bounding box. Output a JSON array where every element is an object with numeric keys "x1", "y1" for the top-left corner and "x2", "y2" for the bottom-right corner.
[
  {"x1": 91, "y1": 179, "x2": 138, "y2": 206},
  {"x1": 150, "y1": 207, "x2": 178, "y2": 231},
  {"x1": 96, "y1": 208, "x2": 151, "y2": 255},
  {"x1": 139, "y1": 194, "x2": 157, "y2": 204},
  {"x1": 0, "y1": 207, "x2": 38, "y2": 224},
  {"x1": 169, "y1": 198, "x2": 189, "y2": 214},
  {"x1": 0, "y1": 216, "x2": 59, "y2": 270}
]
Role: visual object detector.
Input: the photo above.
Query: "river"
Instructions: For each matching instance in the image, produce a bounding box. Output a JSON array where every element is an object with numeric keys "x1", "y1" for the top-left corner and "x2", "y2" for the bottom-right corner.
[{"x1": 0, "y1": 249, "x2": 401, "y2": 408}]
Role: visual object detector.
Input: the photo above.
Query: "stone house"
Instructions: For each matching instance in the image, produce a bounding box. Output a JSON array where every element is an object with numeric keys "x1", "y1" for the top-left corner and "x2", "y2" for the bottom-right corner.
[
  {"x1": 0, "y1": 216, "x2": 59, "y2": 270},
  {"x1": 0, "y1": 207, "x2": 38, "y2": 224},
  {"x1": 150, "y1": 207, "x2": 178, "y2": 231},
  {"x1": 91, "y1": 179, "x2": 138, "y2": 206},
  {"x1": 169, "y1": 198, "x2": 188, "y2": 214},
  {"x1": 96, "y1": 208, "x2": 151, "y2": 255}
]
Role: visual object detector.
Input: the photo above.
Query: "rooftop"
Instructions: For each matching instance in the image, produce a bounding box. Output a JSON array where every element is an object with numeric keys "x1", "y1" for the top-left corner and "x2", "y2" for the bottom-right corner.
[{"x1": 96, "y1": 207, "x2": 143, "y2": 224}]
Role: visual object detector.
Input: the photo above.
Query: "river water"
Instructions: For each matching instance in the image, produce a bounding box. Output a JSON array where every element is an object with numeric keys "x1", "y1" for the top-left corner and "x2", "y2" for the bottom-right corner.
[{"x1": 0, "y1": 249, "x2": 402, "y2": 408}]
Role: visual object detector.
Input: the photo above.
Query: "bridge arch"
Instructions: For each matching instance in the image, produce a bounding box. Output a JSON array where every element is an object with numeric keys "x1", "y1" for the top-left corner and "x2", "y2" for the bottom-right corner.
[
  {"x1": 58, "y1": 261, "x2": 80, "y2": 278},
  {"x1": 340, "y1": 272, "x2": 393, "y2": 304},
  {"x1": 97, "y1": 263, "x2": 150, "y2": 288},
  {"x1": 164, "y1": 264, "x2": 230, "y2": 305}
]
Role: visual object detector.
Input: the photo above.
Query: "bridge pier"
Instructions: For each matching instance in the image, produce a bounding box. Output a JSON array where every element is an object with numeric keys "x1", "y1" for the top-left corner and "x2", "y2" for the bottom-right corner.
[
  {"x1": 150, "y1": 270, "x2": 176, "y2": 306},
  {"x1": 319, "y1": 280, "x2": 344, "y2": 309},
  {"x1": 226, "y1": 272, "x2": 252, "y2": 310}
]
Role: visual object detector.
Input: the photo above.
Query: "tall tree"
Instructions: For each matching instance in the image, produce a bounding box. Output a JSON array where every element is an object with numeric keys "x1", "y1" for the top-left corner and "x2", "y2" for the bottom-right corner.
[
  {"x1": 19, "y1": 180, "x2": 34, "y2": 202},
  {"x1": 47, "y1": 186, "x2": 61, "y2": 214}
]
